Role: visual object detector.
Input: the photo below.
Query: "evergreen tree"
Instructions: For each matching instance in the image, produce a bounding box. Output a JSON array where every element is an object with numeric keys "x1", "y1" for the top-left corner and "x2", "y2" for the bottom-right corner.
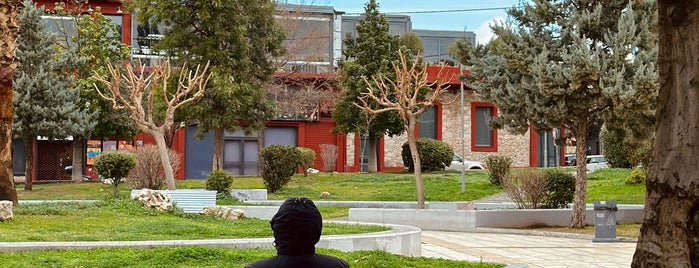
[
  {"x1": 129, "y1": 0, "x2": 285, "y2": 171},
  {"x1": 13, "y1": 0, "x2": 94, "y2": 190},
  {"x1": 71, "y1": 5, "x2": 133, "y2": 140},
  {"x1": 451, "y1": 0, "x2": 657, "y2": 227},
  {"x1": 332, "y1": 0, "x2": 404, "y2": 172}
]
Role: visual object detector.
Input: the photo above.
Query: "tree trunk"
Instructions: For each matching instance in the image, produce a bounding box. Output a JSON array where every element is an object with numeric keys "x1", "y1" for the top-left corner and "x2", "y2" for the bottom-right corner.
[
  {"x1": 368, "y1": 135, "x2": 378, "y2": 173},
  {"x1": 570, "y1": 120, "x2": 588, "y2": 228},
  {"x1": 0, "y1": 68, "x2": 17, "y2": 203},
  {"x1": 406, "y1": 117, "x2": 425, "y2": 209},
  {"x1": 23, "y1": 136, "x2": 33, "y2": 191},
  {"x1": 151, "y1": 130, "x2": 176, "y2": 190},
  {"x1": 71, "y1": 138, "x2": 84, "y2": 182},
  {"x1": 632, "y1": 1, "x2": 699, "y2": 266},
  {"x1": 212, "y1": 127, "x2": 224, "y2": 170},
  {"x1": 0, "y1": 0, "x2": 20, "y2": 205}
]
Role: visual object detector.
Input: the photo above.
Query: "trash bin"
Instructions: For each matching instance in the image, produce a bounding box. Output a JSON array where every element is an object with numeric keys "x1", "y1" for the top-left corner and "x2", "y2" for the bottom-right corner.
[{"x1": 593, "y1": 200, "x2": 618, "y2": 242}]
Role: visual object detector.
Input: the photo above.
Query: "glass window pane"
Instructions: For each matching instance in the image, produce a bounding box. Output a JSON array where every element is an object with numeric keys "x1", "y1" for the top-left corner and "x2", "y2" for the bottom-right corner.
[
  {"x1": 475, "y1": 107, "x2": 492, "y2": 146},
  {"x1": 418, "y1": 106, "x2": 436, "y2": 139}
]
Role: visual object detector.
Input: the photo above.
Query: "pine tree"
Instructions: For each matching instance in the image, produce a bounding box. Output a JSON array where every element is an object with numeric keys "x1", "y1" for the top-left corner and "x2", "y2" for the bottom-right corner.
[
  {"x1": 451, "y1": 0, "x2": 657, "y2": 227},
  {"x1": 129, "y1": 0, "x2": 285, "y2": 171},
  {"x1": 13, "y1": 0, "x2": 94, "y2": 190},
  {"x1": 332, "y1": 0, "x2": 404, "y2": 172}
]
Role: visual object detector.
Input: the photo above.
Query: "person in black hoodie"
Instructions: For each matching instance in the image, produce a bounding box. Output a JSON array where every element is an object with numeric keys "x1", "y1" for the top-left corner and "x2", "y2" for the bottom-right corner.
[{"x1": 245, "y1": 197, "x2": 350, "y2": 268}]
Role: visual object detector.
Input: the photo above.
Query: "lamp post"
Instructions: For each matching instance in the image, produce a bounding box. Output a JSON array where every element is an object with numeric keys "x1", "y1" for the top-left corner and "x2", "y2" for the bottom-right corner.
[{"x1": 460, "y1": 63, "x2": 466, "y2": 193}]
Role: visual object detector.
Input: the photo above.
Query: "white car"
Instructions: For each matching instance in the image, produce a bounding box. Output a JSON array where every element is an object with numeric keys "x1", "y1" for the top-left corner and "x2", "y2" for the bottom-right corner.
[
  {"x1": 586, "y1": 155, "x2": 609, "y2": 172},
  {"x1": 446, "y1": 155, "x2": 485, "y2": 170}
]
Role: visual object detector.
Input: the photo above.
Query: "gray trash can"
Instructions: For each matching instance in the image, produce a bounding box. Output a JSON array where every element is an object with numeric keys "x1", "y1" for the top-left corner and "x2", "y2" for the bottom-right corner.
[{"x1": 593, "y1": 200, "x2": 618, "y2": 242}]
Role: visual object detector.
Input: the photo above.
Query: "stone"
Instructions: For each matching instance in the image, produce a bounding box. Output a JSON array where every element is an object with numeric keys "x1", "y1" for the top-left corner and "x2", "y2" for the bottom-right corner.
[
  {"x1": 0, "y1": 200, "x2": 13, "y2": 221},
  {"x1": 319, "y1": 191, "x2": 330, "y2": 198},
  {"x1": 132, "y1": 189, "x2": 173, "y2": 211},
  {"x1": 200, "y1": 206, "x2": 245, "y2": 220}
]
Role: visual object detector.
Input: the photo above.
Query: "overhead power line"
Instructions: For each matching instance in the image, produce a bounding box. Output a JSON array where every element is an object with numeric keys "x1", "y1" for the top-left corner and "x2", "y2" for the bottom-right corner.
[{"x1": 344, "y1": 6, "x2": 524, "y2": 15}]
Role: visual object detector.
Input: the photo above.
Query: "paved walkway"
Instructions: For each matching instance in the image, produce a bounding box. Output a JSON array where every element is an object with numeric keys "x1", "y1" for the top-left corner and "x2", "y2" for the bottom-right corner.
[{"x1": 420, "y1": 230, "x2": 637, "y2": 267}]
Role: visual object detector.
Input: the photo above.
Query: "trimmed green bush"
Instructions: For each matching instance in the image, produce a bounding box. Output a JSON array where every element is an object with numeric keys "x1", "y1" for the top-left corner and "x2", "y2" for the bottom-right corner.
[
  {"x1": 401, "y1": 138, "x2": 454, "y2": 172},
  {"x1": 93, "y1": 151, "x2": 136, "y2": 198},
  {"x1": 543, "y1": 169, "x2": 575, "y2": 208},
  {"x1": 260, "y1": 144, "x2": 298, "y2": 193},
  {"x1": 296, "y1": 147, "x2": 316, "y2": 177},
  {"x1": 485, "y1": 155, "x2": 512, "y2": 186},
  {"x1": 205, "y1": 169, "x2": 234, "y2": 198},
  {"x1": 625, "y1": 169, "x2": 646, "y2": 185},
  {"x1": 601, "y1": 129, "x2": 635, "y2": 168}
]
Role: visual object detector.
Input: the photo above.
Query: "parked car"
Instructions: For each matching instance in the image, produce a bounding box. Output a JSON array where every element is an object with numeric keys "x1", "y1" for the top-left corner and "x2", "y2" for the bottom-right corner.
[
  {"x1": 585, "y1": 155, "x2": 609, "y2": 172},
  {"x1": 564, "y1": 154, "x2": 576, "y2": 166},
  {"x1": 446, "y1": 155, "x2": 485, "y2": 170}
]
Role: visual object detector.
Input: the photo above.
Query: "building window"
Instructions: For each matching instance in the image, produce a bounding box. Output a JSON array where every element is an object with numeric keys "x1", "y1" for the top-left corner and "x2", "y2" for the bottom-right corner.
[
  {"x1": 471, "y1": 102, "x2": 497, "y2": 152},
  {"x1": 418, "y1": 106, "x2": 436, "y2": 139}
]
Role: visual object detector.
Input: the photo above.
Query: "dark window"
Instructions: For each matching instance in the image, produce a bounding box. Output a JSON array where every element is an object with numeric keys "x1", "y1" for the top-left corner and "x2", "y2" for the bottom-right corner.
[
  {"x1": 418, "y1": 106, "x2": 436, "y2": 139},
  {"x1": 470, "y1": 102, "x2": 497, "y2": 152}
]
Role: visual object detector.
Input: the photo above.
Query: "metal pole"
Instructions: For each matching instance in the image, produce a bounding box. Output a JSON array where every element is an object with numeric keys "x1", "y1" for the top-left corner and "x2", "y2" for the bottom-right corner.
[{"x1": 460, "y1": 64, "x2": 466, "y2": 193}]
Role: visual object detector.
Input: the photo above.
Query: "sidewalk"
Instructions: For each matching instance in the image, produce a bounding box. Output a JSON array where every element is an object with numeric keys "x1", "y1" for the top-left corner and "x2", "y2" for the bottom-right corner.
[{"x1": 420, "y1": 230, "x2": 637, "y2": 268}]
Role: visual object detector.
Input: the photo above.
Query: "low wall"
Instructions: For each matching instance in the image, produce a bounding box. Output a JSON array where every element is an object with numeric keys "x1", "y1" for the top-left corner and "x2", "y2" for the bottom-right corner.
[
  {"x1": 227, "y1": 206, "x2": 422, "y2": 256},
  {"x1": 0, "y1": 222, "x2": 422, "y2": 257},
  {"x1": 348, "y1": 206, "x2": 645, "y2": 231}
]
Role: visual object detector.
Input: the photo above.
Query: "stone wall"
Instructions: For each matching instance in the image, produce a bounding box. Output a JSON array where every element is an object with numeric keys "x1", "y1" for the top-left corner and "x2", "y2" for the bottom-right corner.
[
  {"x1": 343, "y1": 90, "x2": 532, "y2": 169},
  {"x1": 382, "y1": 90, "x2": 531, "y2": 168}
]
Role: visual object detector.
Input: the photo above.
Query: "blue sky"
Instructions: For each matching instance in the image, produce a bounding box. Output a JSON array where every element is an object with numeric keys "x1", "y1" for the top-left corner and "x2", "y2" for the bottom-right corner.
[{"x1": 293, "y1": 0, "x2": 523, "y2": 44}]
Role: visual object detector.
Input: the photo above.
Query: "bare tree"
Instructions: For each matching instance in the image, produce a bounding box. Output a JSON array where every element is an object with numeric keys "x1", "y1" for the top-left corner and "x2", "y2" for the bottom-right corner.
[
  {"x1": 355, "y1": 51, "x2": 449, "y2": 209},
  {"x1": 93, "y1": 60, "x2": 210, "y2": 190}
]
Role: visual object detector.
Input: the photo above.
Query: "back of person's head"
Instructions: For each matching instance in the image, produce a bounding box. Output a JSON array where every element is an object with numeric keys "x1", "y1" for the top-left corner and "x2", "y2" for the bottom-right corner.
[{"x1": 270, "y1": 197, "x2": 323, "y2": 256}]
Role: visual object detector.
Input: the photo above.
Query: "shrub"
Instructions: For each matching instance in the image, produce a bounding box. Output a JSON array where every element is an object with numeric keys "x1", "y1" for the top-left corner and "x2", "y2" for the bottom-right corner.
[
  {"x1": 501, "y1": 168, "x2": 548, "y2": 209},
  {"x1": 93, "y1": 151, "x2": 136, "y2": 198},
  {"x1": 543, "y1": 169, "x2": 575, "y2": 208},
  {"x1": 485, "y1": 155, "x2": 512, "y2": 186},
  {"x1": 401, "y1": 138, "x2": 453, "y2": 172},
  {"x1": 296, "y1": 147, "x2": 315, "y2": 177},
  {"x1": 319, "y1": 144, "x2": 338, "y2": 172},
  {"x1": 205, "y1": 169, "x2": 234, "y2": 198},
  {"x1": 625, "y1": 168, "x2": 646, "y2": 185},
  {"x1": 600, "y1": 129, "x2": 635, "y2": 168},
  {"x1": 128, "y1": 145, "x2": 181, "y2": 190},
  {"x1": 260, "y1": 144, "x2": 298, "y2": 193}
]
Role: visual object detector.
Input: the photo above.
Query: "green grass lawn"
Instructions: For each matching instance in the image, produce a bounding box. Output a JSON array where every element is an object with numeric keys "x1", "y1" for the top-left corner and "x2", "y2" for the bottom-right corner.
[
  {"x1": 587, "y1": 168, "x2": 645, "y2": 204},
  {"x1": 0, "y1": 200, "x2": 386, "y2": 242},
  {"x1": 17, "y1": 170, "x2": 502, "y2": 202},
  {"x1": 0, "y1": 248, "x2": 503, "y2": 268}
]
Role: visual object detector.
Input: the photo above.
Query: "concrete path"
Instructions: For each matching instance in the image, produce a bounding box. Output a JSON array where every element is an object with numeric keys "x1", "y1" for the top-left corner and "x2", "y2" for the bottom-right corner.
[{"x1": 420, "y1": 230, "x2": 637, "y2": 268}]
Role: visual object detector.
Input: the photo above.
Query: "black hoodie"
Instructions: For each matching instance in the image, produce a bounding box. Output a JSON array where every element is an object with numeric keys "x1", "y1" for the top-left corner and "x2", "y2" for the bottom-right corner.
[{"x1": 244, "y1": 197, "x2": 350, "y2": 268}]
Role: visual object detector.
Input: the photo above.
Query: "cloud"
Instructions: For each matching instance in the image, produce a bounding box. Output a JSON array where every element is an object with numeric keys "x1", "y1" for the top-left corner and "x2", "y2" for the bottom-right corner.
[{"x1": 474, "y1": 16, "x2": 505, "y2": 45}]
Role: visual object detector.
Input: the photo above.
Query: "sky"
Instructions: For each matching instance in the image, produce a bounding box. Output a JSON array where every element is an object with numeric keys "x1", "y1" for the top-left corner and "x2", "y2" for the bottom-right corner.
[{"x1": 300, "y1": 0, "x2": 523, "y2": 44}]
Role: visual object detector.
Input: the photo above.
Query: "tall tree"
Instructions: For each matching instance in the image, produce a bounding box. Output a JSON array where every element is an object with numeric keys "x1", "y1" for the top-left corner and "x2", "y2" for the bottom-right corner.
[
  {"x1": 129, "y1": 0, "x2": 285, "y2": 171},
  {"x1": 451, "y1": 0, "x2": 657, "y2": 227},
  {"x1": 333, "y1": 0, "x2": 403, "y2": 172},
  {"x1": 46, "y1": 1, "x2": 134, "y2": 182},
  {"x1": 13, "y1": 0, "x2": 92, "y2": 190},
  {"x1": 0, "y1": 0, "x2": 21, "y2": 204},
  {"x1": 632, "y1": 1, "x2": 699, "y2": 266},
  {"x1": 357, "y1": 51, "x2": 448, "y2": 209},
  {"x1": 93, "y1": 60, "x2": 210, "y2": 190}
]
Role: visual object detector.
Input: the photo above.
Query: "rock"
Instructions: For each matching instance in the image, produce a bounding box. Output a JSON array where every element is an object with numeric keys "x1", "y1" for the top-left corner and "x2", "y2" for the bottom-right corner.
[
  {"x1": 200, "y1": 206, "x2": 245, "y2": 220},
  {"x1": 319, "y1": 191, "x2": 330, "y2": 198},
  {"x1": 0, "y1": 200, "x2": 13, "y2": 221},
  {"x1": 132, "y1": 189, "x2": 173, "y2": 211}
]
